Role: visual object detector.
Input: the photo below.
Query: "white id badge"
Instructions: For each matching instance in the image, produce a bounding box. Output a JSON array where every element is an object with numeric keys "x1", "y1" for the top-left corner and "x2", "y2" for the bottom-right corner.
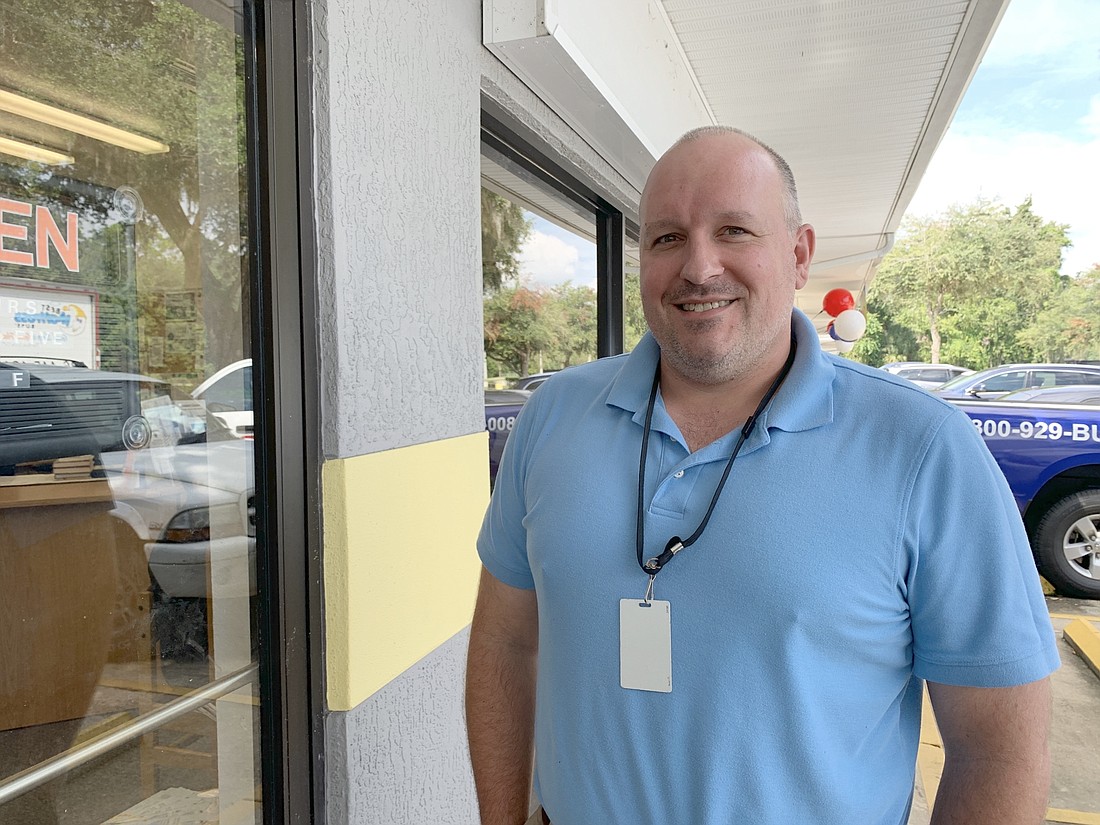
[{"x1": 619, "y1": 599, "x2": 672, "y2": 693}]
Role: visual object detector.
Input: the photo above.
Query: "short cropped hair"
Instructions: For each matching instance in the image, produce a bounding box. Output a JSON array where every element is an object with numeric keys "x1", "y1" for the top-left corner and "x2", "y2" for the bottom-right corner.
[{"x1": 673, "y1": 126, "x2": 803, "y2": 232}]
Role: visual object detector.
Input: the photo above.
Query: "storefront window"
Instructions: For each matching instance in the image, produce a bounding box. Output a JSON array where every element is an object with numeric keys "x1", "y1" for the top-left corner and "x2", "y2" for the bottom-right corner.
[
  {"x1": 479, "y1": 163, "x2": 598, "y2": 386},
  {"x1": 0, "y1": 1, "x2": 260, "y2": 822},
  {"x1": 624, "y1": 239, "x2": 646, "y2": 351}
]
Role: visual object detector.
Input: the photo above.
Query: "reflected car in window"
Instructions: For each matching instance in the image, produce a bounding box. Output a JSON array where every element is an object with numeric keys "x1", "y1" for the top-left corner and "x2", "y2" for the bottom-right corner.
[
  {"x1": 1, "y1": 362, "x2": 252, "y2": 661},
  {"x1": 192, "y1": 358, "x2": 253, "y2": 439},
  {"x1": 101, "y1": 404, "x2": 254, "y2": 661},
  {"x1": 934, "y1": 363, "x2": 1100, "y2": 401},
  {"x1": 485, "y1": 388, "x2": 530, "y2": 486},
  {"x1": 1, "y1": 361, "x2": 159, "y2": 467}
]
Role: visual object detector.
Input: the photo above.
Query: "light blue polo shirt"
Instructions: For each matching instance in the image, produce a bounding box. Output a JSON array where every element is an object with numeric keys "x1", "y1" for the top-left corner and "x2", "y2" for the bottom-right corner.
[{"x1": 477, "y1": 308, "x2": 1059, "y2": 825}]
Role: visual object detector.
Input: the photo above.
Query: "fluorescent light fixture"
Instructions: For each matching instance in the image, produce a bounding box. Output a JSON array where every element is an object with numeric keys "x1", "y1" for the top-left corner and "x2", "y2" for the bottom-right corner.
[
  {"x1": 0, "y1": 89, "x2": 169, "y2": 155},
  {"x1": 0, "y1": 135, "x2": 73, "y2": 165}
]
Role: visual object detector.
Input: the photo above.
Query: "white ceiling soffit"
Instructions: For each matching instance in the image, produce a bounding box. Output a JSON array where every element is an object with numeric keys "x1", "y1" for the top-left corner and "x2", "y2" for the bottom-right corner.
[
  {"x1": 480, "y1": 153, "x2": 598, "y2": 244},
  {"x1": 484, "y1": 0, "x2": 1008, "y2": 339},
  {"x1": 484, "y1": 0, "x2": 713, "y2": 188},
  {"x1": 660, "y1": 0, "x2": 1008, "y2": 332}
]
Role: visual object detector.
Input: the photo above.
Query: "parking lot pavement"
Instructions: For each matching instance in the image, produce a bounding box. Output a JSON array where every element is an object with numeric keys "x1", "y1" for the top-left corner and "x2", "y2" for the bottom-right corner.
[{"x1": 909, "y1": 596, "x2": 1100, "y2": 825}]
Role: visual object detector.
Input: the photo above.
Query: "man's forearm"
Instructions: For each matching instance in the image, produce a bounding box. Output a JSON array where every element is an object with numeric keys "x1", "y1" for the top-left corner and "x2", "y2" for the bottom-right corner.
[
  {"x1": 931, "y1": 748, "x2": 1051, "y2": 824},
  {"x1": 466, "y1": 632, "x2": 538, "y2": 825}
]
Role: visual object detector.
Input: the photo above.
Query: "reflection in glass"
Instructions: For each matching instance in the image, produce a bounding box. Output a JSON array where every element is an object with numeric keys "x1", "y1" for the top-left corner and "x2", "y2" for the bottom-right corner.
[
  {"x1": 624, "y1": 237, "x2": 647, "y2": 352},
  {"x1": 0, "y1": 1, "x2": 260, "y2": 823},
  {"x1": 479, "y1": 185, "x2": 598, "y2": 386}
]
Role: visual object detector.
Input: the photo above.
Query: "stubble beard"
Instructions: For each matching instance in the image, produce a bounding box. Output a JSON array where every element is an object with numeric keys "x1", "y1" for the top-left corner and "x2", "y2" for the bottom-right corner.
[
  {"x1": 648, "y1": 294, "x2": 794, "y2": 387},
  {"x1": 656, "y1": 317, "x2": 776, "y2": 386}
]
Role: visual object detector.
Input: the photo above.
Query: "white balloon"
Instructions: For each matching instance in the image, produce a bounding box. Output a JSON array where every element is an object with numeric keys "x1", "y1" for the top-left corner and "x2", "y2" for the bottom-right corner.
[
  {"x1": 835, "y1": 339, "x2": 855, "y2": 353},
  {"x1": 834, "y1": 309, "x2": 867, "y2": 342}
]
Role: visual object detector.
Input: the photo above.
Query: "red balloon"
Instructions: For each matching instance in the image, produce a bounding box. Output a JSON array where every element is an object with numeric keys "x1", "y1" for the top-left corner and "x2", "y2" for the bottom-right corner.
[{"x1": 822, "y1": 289, "x2": 855, "y2": 318}]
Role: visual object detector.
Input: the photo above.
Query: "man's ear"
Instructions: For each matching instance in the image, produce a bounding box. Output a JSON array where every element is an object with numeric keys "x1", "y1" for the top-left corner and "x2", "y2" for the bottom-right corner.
[{"x1": 792, "y1": 224, "x2": 815, "y2": 289}]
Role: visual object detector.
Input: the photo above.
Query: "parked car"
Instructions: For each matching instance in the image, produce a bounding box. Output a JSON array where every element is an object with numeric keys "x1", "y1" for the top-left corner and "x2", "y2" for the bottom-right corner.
[
  {"x1": 880, "y1": 362, "x2": 972, "y2": 390},
  {"x1": 1, "y1": 361, "x2": 163, "y2": 468},
  {"x1": 512, "y1": 371, "x2": 557, "y2": 391},
  {"x1": 1, "y1": 361, "x2": 252, "y2": 660},
  {"x1": 192, "y1": 358, "x2": 253, "y2": 438},
  {"x1": 934, "y1": 363, "x2": 1100, "y2": 401},
  {"x1": 485, "y1": 388, "x2": 530, "y2": 486},
  {"x1": 102, "y1": 414, "x2": 253, "y2": 602},
  {"x1": 997, "y1": 385, "x2": 1100, "y2": 405},
  {"x1": 954, "y1": 395, "x2": 1100, "y2": 598}
]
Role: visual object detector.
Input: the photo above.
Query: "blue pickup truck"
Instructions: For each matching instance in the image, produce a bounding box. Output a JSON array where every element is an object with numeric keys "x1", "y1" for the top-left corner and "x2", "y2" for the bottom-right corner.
[{"x1": 954, "y1": 398, "x2": 1100, "y2": 599}]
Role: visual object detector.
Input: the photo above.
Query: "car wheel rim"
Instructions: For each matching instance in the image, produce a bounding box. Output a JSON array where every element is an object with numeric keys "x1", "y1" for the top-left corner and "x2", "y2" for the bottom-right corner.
[{"x1": 1062, "y1": 514, "x2": 1100, "y2": 580}]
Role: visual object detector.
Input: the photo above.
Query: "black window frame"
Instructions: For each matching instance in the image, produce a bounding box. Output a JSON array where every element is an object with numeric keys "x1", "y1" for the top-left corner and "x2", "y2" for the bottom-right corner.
[
  {"x1": 480, "y1": 103, "x2": 630, "y2": 358},
  {"x1": 245, "y1": 1, "x2": 324, "y2": 823}
]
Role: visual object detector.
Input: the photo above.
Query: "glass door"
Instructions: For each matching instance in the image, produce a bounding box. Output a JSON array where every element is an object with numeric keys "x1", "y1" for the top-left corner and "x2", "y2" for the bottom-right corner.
[{"x1": 0, "y1": 1, "x2": 262, "y2": 822}]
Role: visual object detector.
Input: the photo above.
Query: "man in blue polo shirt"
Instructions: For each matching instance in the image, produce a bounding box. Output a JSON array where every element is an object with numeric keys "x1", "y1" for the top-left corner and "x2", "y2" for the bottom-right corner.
[{"x1": 466, "y1": 126, "x2": 1058, "y2": 825}]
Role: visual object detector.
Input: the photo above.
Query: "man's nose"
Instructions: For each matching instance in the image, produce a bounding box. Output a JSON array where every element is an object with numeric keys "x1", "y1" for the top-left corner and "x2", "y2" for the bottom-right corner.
[{"x1": 680, "y1": 239, "x2": 724, "y2": 284}]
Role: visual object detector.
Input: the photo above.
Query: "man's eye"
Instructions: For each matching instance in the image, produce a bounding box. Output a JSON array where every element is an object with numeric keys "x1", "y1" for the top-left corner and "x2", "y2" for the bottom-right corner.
[
  {"x1": 653, "y1": 234, "x2": 678, "y2": 245},
  {"x1": 721, "y1": 226, "x2": 746, "y2": 236}
]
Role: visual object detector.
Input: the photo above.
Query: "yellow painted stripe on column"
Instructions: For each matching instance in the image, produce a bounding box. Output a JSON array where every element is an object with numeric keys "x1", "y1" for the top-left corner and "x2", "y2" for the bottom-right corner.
[
  {"x1": 1063, "y1": 618, "x2": 1100, "y2": 681},
  {"x1": 323, "y1": 432, "x2": 489, "y2": 710}
]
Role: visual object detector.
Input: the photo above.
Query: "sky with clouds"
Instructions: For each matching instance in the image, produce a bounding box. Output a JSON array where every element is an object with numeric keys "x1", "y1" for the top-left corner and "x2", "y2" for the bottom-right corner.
[
  {"x1": 905, "y1": 0, "x2": 1100, "y2": 275},
  {"x1": 517, "y1": 215, "x2": 598, "y2": 290},
  {"x1": 515, "y1": 0, "x2": 1098, "y2": 286}
]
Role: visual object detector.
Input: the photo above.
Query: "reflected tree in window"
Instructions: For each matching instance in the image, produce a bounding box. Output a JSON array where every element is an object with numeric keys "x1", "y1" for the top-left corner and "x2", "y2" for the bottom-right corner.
[{"x1": 0, "y1": 0, "x2": 249, "y2": 384}]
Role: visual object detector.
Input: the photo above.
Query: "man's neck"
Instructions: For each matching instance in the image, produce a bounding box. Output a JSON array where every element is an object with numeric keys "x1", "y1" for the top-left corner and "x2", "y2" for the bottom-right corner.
[{"x1": 658, "y1": 352, "x2": 789, "y2": 453}]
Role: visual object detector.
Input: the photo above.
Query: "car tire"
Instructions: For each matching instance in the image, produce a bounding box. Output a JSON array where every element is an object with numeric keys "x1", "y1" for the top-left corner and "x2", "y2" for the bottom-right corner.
[{"x1": 1033, "y1": 489, "x2": 1100, "y2": 599}]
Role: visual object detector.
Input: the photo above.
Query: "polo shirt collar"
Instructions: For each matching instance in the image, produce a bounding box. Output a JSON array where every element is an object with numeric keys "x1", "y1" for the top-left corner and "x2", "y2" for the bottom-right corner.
[
  {"x1": 605, "y1": 308, "x2": 835, "y2": 437},
  {"x1": 606, "y1": 332, "x2": 661, "y2": 421},
  {"x1": 760, "y1": 307, "x2": 835, "y2": 434}
]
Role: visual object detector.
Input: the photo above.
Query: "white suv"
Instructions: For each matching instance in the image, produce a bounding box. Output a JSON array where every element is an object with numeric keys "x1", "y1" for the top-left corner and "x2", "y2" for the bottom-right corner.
[
  {"x1": 192, "y1": 358, "x2": 253, "y2": 438},
  {"x1": 881, "y1": 362, "x2": 973, "y2": 390}
]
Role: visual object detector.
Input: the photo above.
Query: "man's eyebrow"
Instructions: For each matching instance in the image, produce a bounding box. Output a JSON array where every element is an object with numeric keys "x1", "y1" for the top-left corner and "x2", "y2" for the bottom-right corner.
[
  {"x1": 712, "y1": 210, "x2": 758, "y2": 225},
  {"x1": 643, "y1": 211, "x2": 759, "y2": 236},
  {"x1": 642, "y1": 219, "x2": 678, "y2": 237}
]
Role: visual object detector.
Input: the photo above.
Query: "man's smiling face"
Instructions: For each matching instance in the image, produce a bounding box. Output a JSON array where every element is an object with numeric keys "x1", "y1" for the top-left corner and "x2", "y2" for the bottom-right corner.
[{"x1": 639, "y1": 132, "x2": 813, "y2": 388}]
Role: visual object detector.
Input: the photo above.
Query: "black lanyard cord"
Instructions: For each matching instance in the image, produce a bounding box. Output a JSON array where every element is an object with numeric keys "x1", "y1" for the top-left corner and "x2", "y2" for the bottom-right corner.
[{"x1": 635, "y1": 336, "x2": 798, "y2": 576}]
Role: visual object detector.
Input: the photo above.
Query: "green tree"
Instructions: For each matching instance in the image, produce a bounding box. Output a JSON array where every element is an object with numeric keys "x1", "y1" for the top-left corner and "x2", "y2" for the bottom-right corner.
[
  {"x1": 483, "y1": 287, "x2": 556, "y2": 377},
  {"x1": 481, "y1": 190, "x2": 531, "y2": 293},
  {"x1": 0, "y1": 0, "x2": 250, "y2": 376},
  {"x1": 1019, "y1": 266, "x2": 1100, "y2": 362},
  {"x1": 624, "y1": 269, "x2": 648, "y2": 351},
  {"x1": 545, "y1": 282, "x2": 597, "y2": 367},
  {"x1": 848, "y1": 294, "x2": 919, "y2": 366},
  {"x1": 859, "y1": 199, "x2": 1069, "y2": 368}
]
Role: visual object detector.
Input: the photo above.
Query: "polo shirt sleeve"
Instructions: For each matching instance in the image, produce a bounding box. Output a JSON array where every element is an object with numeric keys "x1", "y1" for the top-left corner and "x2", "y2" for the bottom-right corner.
[
  {"x1": 904, "y1": 406, "x2": 1060, "y2": 687},
  {"x1": 477, "y1": 392, "x2": 540, "y2": 590}
]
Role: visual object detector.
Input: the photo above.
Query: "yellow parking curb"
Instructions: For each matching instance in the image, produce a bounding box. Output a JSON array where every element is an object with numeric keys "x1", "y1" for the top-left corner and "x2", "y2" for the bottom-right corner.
[
  {"x1": 917, "y1": 690, "x2": 943, "y2": 807},
  {"x1": 1046, "y1": 810, "x2": 1100, "y2": 825},
  {"x1": 1063, "y1": 618, "x2": 1100, "y2": 681}
]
